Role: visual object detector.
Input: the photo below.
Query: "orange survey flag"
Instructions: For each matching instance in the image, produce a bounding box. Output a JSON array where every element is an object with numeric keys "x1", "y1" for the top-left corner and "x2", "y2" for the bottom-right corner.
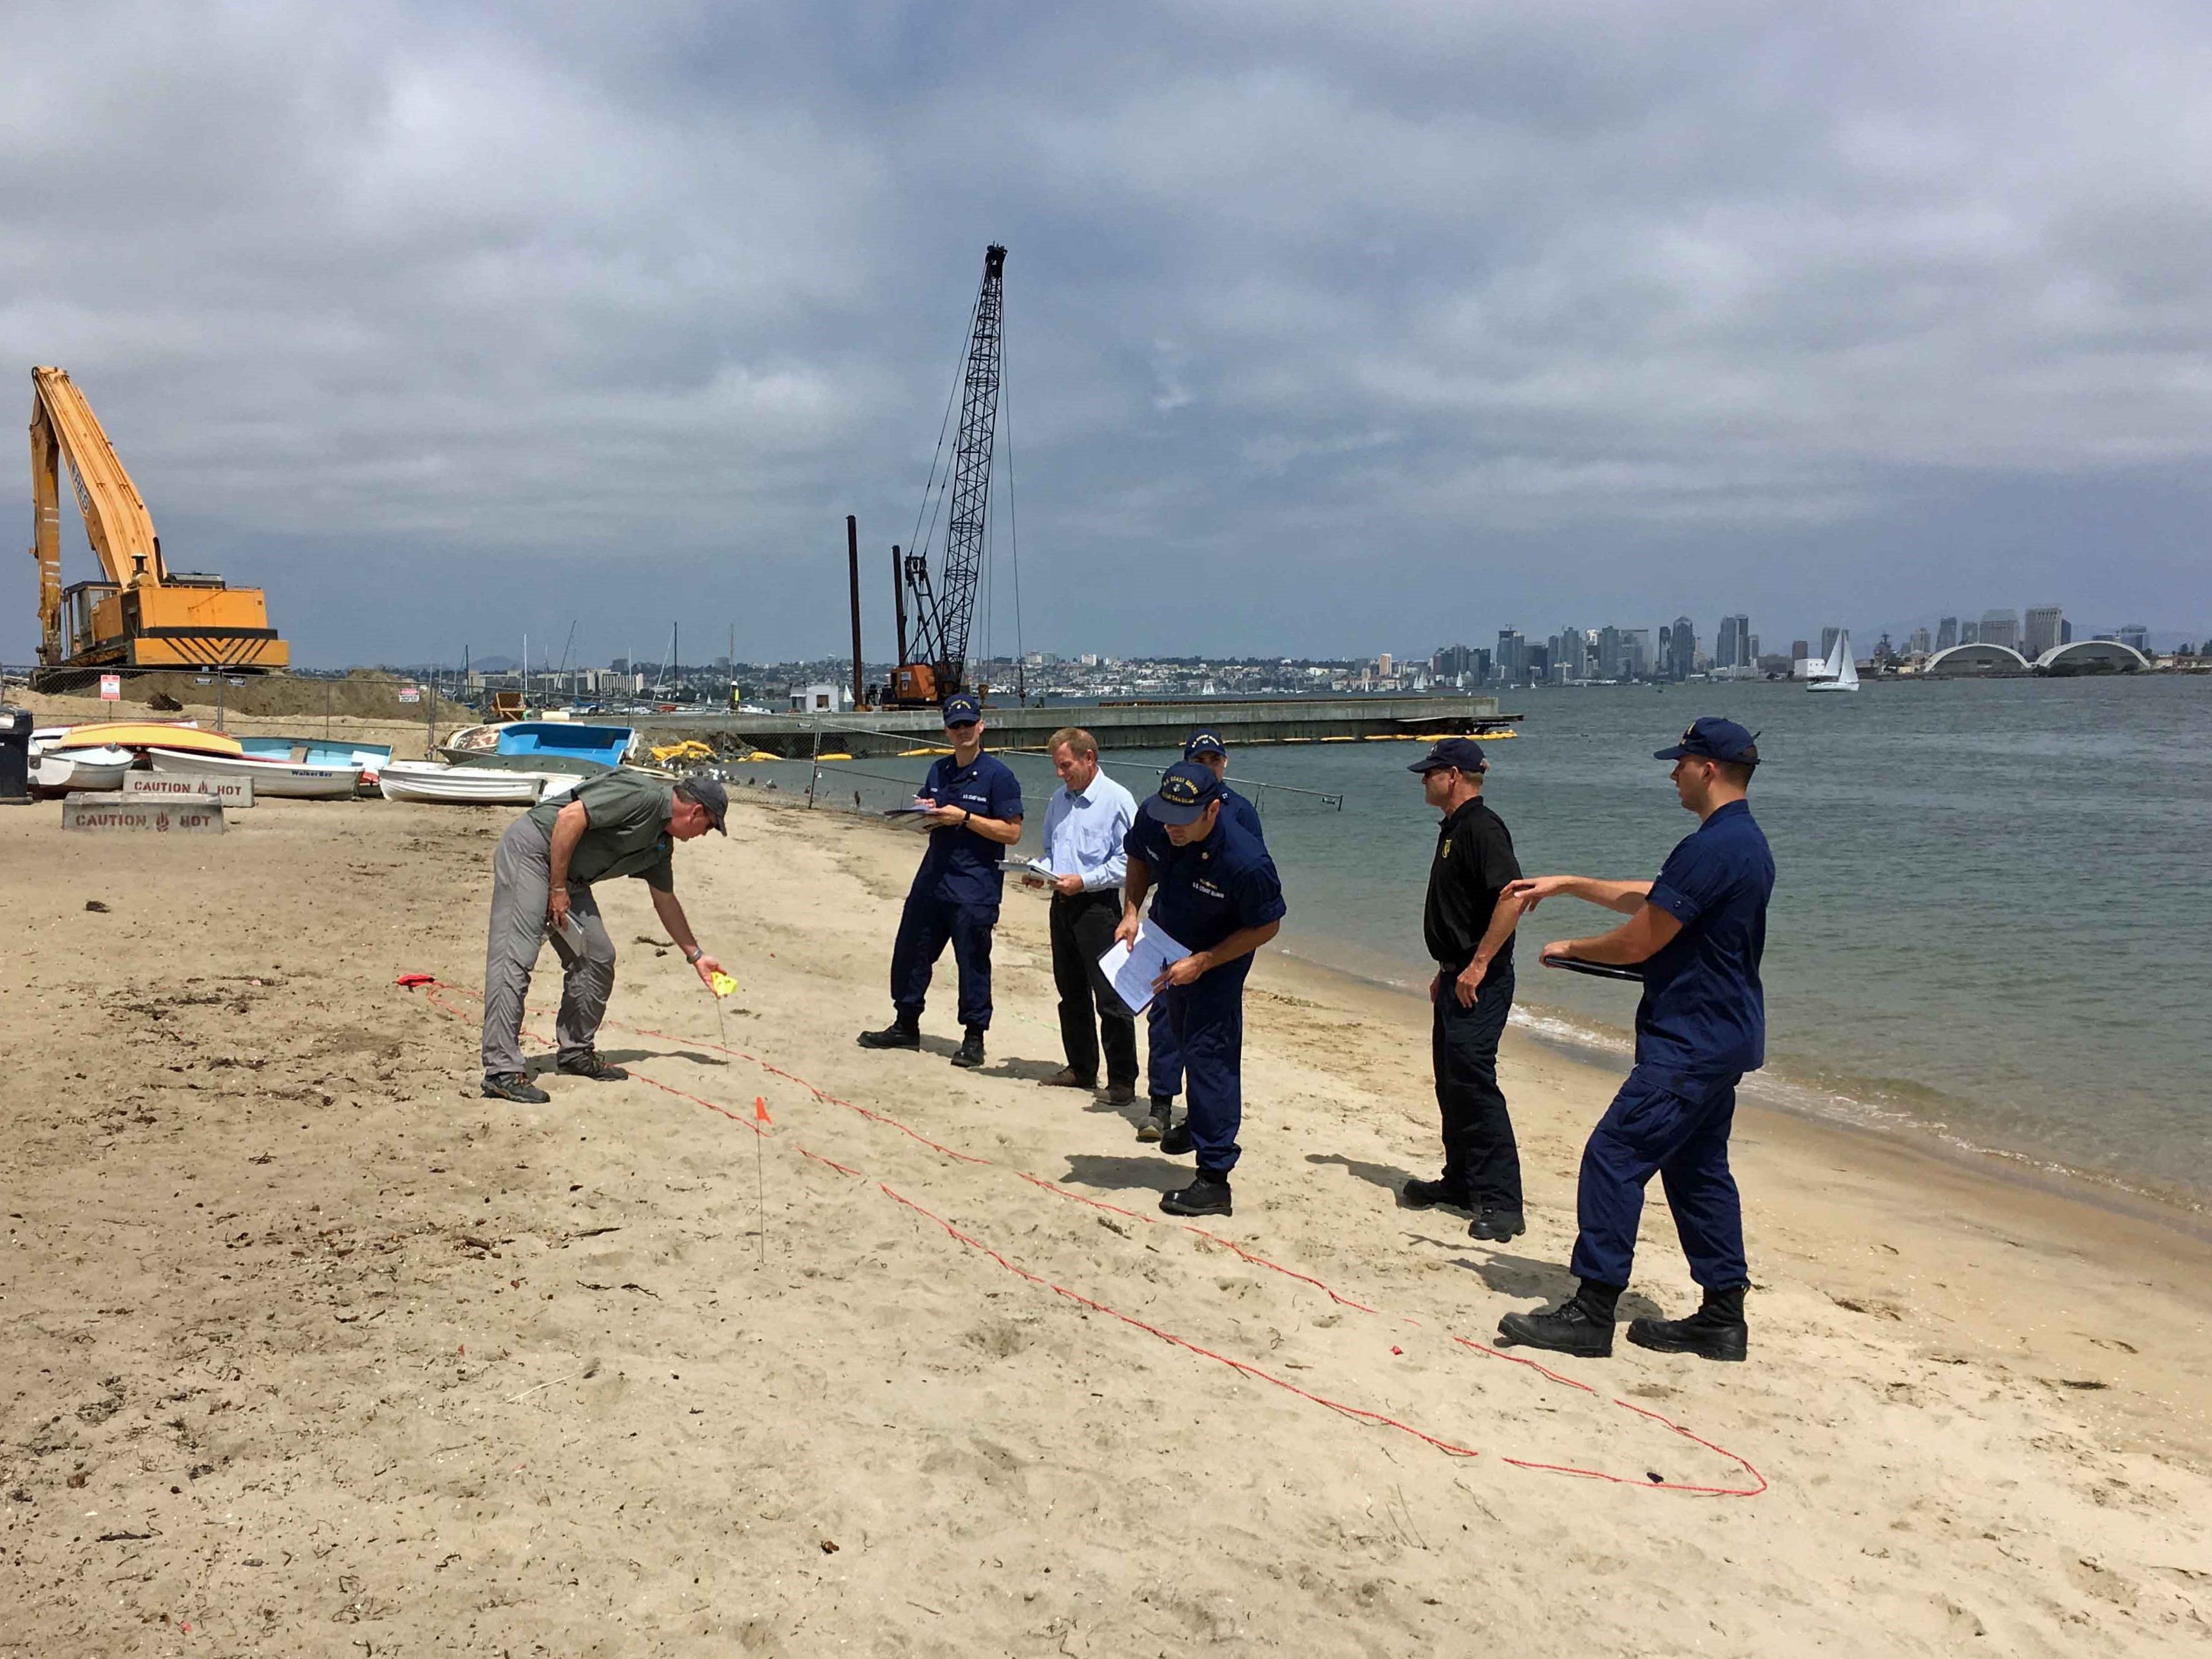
[{"x1": 754, "y1": 1097, "x2": 772, "y2": 1125}]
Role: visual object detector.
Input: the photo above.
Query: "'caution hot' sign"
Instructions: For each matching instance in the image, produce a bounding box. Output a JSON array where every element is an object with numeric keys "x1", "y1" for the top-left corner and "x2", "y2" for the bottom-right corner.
[{"x1": 61, "y1": 797, "x2": 225, "y2": 834}]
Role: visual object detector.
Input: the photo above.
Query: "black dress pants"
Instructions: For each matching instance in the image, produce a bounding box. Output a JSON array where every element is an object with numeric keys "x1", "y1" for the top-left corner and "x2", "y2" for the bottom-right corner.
[
  {"x1": 1049, "y1": 890, "x2": 1138, "y2": 1087},
  {"x1": 1433, "y1": 962, "x2": 1521, "y2": 1209}
]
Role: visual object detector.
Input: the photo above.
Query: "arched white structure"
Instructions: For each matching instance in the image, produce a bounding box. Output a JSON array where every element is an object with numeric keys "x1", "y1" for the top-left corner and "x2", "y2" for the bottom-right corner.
[
  {"x1": 1924, "y1": 642, "x2": 2030, "y2": 676},
  {"x1": 2035, "y1": 639, "x2": 2150, "y2": 675}
]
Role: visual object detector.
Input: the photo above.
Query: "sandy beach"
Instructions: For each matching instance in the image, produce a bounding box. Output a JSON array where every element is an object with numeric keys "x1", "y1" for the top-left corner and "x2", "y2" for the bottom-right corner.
[{"x1": 5, "y1": 786, "x2": 2210, "y2": 1655}]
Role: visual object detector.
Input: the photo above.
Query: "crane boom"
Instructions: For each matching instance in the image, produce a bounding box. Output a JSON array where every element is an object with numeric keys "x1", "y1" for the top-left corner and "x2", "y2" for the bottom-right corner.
[
  {"x1": 26, "y1": 365, "x2": 287, "y2": 682},
  {"x1": 891, "y1": 244, "x2": 1006, "y2": 705}
]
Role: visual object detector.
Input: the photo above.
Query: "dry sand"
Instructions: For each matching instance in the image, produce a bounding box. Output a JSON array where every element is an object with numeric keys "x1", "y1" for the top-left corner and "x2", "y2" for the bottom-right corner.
[{"x1": 4, "y1": 787, "x2": 2210, "y2": 1655}]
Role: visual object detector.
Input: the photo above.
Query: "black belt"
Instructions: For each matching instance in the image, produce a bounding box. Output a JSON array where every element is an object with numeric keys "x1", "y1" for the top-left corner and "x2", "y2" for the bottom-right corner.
[{"x1": 1051, "y1": 885, "x2": 1118, "y2": 904}]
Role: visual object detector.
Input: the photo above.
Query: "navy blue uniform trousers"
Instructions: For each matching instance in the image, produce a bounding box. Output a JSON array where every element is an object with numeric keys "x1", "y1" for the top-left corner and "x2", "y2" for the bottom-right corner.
[
  {"x1": 1569, "y1": 1066, "x2": 1748, "y2": 1291},
  {"x1": 1159, "y1": 958, "x2": 1250, "y2": 1176},
  {"x1": 1145, "y1": 998, "x2": 1183, "y2": 1101},
  {"x1": 890, "y1": 893, "x2": 997, "y2": 1030}
]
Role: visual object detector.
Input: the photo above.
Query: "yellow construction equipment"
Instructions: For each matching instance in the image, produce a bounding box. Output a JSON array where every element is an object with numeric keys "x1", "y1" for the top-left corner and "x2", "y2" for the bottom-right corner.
[{"x1": 28, "y1": 366, "x2": 288, "y2": 687}]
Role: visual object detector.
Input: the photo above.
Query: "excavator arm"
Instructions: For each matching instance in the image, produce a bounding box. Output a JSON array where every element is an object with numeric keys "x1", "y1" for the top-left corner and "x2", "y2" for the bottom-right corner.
[{"x1": 26, "y1": 366, "x2": 285, "y2": 682}]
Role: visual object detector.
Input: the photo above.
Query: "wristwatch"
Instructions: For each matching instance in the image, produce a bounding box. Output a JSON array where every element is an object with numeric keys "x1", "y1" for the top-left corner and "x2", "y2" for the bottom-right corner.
[{"x1": 684, "y1": 946, "x2": 703, "y2": 964}]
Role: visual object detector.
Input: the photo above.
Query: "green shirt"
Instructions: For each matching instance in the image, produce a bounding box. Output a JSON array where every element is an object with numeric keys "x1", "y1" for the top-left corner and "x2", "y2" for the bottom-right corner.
[{"x1": 526, "y1": 771, "x2": 676, "y2": 892}]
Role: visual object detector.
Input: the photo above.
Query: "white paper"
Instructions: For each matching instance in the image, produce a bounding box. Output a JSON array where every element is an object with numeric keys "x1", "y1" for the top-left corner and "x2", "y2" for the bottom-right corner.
[
  {"x1": 1022, "y1": 856, "x2": 1056, "y2": 879},
  {"x1": 1097, "y1": 920, "x2": 1191, "y2": 1016}
]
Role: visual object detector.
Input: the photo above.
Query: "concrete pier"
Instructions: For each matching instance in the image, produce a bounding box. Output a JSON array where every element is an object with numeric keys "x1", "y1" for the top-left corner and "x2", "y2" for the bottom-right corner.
[{"x1": 640, "y1": 695, "x2": 1514, "y2": 759}]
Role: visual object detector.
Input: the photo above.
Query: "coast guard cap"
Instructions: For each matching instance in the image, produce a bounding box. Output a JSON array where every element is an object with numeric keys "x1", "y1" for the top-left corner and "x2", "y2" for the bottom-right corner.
[
  {"x1": 1655, "y1": 717, "x2": 1760, "y2": 767},
  {"x1": 676, "y1": 775, "x2": 729, "y2": 834},
  {"x1": 1183, "y1": 729, "x2": 1226, "y2": 760},
  {"x1": 1408, "y1": 736, "x2": 1487, "y2": 775},
  {"x1": 941, "y1": 692, "x2": 982, "y2": 726},
  {"x1": 1149, "y1": 760, "x2": 1225, "y2": 826}
]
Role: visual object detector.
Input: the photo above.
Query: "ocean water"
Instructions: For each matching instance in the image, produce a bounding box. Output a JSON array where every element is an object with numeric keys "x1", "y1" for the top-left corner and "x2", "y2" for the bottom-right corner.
[{"x1": 759, "y1": 675, "x2": 2212, "y2": 1213}]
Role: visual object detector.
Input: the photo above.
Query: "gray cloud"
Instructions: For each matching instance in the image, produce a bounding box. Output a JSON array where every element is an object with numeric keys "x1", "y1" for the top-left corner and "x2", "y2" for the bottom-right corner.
[{"x1": 5, "y1": 0, "x2": 2208, "y2": 667}]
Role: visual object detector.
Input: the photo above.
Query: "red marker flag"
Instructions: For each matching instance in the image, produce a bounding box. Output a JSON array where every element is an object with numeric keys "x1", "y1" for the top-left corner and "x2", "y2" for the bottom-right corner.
[{"x1": 754, "y1": 1096, "x2": 772, "y2": 1125}]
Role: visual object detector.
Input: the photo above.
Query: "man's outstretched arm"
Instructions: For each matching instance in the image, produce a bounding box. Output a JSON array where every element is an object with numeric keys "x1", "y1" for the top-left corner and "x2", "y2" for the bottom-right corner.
[
  {"x1": 651, "y1": 887, "x2": 723, "y2": 988},
  {"x1": 1504, "y1": 875, "x2": 1653, "y2": 916}
]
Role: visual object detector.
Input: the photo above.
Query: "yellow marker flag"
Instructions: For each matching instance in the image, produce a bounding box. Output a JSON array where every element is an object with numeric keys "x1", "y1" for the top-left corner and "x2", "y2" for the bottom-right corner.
[{"x1": 710, "y1": 971, "x2": 739, "y2": 999}]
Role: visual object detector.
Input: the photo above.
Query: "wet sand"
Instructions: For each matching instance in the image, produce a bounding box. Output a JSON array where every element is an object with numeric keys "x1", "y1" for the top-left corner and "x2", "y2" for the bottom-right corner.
[{"x1": 4, "y1": 789, "x2": 2209, "y2": 1654}]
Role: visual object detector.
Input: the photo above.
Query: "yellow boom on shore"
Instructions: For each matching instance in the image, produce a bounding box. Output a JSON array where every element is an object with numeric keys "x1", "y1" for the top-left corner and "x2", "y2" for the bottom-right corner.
[{"x1": 28, "y1": 365, "x2": 288, "y2": 686}]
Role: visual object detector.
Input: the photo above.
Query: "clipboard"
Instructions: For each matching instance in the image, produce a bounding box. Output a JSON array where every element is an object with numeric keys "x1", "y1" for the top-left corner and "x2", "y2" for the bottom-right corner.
[
  {"x1": 1096, "y1": 921, "x2": 1191, "y2": 1016},
  {"x1": 1543, "y1": 955, "x2": 1644, "y2": 982}
]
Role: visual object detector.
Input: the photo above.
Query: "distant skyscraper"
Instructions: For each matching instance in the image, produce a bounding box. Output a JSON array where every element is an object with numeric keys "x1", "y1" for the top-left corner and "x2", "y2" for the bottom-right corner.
[
  {"x1": 1819, "y1": 626, "x2": 1842, "y2": 663},
  {"x1": 1596, "y1": 626, "x2": 1622, "y2": 680},
  {"x1": 1715, "y1": 613, "x2": 1750, "y2": 671},
  {"x1": 1979, "y1": 609, "x2": 2019, "y2": 651},
  {"x1": 1622, "y1": 628, "x2": 1651, "y2": 680},
  {"x1": 2117, "y1": 624, "x2": 2150, "y2": 653},
  {"x1": 1665, "y1": 617, "x2": 1695, "y2": 680},
  {"x1": 1377, "y1": 652, "x2": 1394, "y2": 680},
  {"x1": 1960, "y1": 619, "x2": 1979, "y2": 645},
  {"x1": 1935, "y1": 616, "x2": 1959, "y2": 651},
  {"x1": 1494, "y1": 630, "x2": 1523, "y2": 685},
  {"x1": 2024, "y1": 605, "x2": 2064, "y2": 658},
  {"x1": 1790, "y1": 639, "x2": 1810, "y2": 664},
  {"x1": 1906, "y1": 627, "x2": 1932, "y2": 657}
]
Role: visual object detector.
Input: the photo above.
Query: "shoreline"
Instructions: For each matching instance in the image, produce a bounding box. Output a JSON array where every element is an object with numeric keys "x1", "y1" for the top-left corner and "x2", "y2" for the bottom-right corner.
[{"x1": 1268, "y1": 932, "x2": 2212, "y2": 1243}]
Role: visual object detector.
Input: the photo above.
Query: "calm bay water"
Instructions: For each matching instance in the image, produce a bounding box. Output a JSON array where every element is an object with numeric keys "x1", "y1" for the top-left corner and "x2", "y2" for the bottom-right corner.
[{"x1": 767, "y1": 675, "x2": 2212, "y2": 1212}]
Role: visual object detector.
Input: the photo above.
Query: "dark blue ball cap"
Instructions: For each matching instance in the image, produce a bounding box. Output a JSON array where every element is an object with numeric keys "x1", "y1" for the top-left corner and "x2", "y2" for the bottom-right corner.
[
  {"x1": 1149, "y1": 760, "x2": 1225, "y2": 825},
  {"x1": 941, "y1": 691, "x2": 982, "y2": 726},
  {"x1": 1183, "y1": 729, "x2": 1226, "y2": 760},
  {"x1": 1655, "y1": 717, "x2": 1760, "y2": 766},
  {"x1": 1408, "y1": 736, "x2": 1487, "y2": 775}
]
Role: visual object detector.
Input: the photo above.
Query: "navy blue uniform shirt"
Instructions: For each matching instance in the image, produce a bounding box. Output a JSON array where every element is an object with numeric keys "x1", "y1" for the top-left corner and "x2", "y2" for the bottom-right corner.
[
  {"x1": 1130, "y1": 810, "x2": 1286, "y2": 955},
  {"x1": 1221, "y1": 786, "x2": 1263, "y2": 843},
  {"x1": 1634, "y1": 800, "x2": 1775, "y2": 1084},
  {"x1": 913, "y1": 751, "x2": 1024, "y2": 907}
]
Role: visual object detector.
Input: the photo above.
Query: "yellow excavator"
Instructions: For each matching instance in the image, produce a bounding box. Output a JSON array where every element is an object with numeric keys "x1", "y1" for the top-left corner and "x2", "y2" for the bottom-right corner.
[{"x1": 29, "y1": 365, "x2": 287, "y2": 687}]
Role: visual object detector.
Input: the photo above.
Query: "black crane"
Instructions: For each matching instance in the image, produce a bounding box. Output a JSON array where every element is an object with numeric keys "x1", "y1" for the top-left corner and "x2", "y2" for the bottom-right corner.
[{"x1": 890, "y1": 244, "x2": 1007, "y2": 706}]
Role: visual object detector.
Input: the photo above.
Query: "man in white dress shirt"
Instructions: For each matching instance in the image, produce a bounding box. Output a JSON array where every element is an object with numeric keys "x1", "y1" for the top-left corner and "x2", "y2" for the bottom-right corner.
[{"x1": 1034, "y1": 727, "x2": 1140, "y2": 1104}]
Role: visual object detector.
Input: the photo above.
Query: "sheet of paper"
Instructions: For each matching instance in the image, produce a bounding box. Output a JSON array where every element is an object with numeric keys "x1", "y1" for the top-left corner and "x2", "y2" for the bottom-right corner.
[
  {"x1": 881, "y1": 805, "x2": 932, "y2": 818},
  {"x1": 1022, "y1": 856, "x2": 1056, "y2": 878},
  {"x1": 1097, "y1": 919, "x2": 1191, "y2": 1017}
]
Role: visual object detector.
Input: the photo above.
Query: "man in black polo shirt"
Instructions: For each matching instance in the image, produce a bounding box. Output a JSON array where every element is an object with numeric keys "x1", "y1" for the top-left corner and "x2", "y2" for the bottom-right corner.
[{"x1": 1401, "y1": 738, "x2": 1529, "y2": 1241}]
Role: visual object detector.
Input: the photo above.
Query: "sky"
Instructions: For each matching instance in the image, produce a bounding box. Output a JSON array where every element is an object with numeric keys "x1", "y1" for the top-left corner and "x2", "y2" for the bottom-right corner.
[{"x1": 6, "y1": 0, "x2": 2210, "y2": 669}]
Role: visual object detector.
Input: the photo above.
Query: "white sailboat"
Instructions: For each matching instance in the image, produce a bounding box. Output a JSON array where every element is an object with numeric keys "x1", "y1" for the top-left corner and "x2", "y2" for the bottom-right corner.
[{"x1": 1807, "y1": 629, "x2": 1860, "y2": 693}]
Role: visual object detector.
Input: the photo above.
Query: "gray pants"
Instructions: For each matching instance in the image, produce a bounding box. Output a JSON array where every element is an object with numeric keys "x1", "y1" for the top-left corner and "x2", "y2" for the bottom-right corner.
[{"x1": 481, "y1": 815, "x2": 616, "y2": 1079}]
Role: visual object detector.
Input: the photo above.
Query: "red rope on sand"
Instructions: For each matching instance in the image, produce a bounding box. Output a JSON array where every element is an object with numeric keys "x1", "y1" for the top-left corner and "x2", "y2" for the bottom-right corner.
[{"x1": 406, "y1": 974, "x2": 1766, "y2": 1498}]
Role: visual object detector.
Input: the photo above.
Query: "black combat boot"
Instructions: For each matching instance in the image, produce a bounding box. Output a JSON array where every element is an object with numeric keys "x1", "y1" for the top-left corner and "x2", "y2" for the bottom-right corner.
[
  {"x1": 1496, "y1": 1279, "x2": 1623, "y2": 1358},
  {"x1": 1626, "y1": 1285, "x2": 1749, "y2": 1362},
  {"x1": 1468, "y1": 1207, "x2": 1527, "y2": 1243},
  {"x1": 1400, "y1": 1176, "x2": 1472, "y2": 1211},
  {"x1": 1160, "y1": 1173, "x2": 1232, "y2": 1217},
  {"x1": 1158, "y1": 1116, "x2": 1194, "y2": 1156},
  {"x1": 949, "y1": 1026, "x2": 987, "y2": 1068},
  {"x1": 1136, "y1": 1096, "x2": 1174, "y2": 1143},
  {"x1": 857, "y1": 1013, "x2": 922, "y2": 1050}
]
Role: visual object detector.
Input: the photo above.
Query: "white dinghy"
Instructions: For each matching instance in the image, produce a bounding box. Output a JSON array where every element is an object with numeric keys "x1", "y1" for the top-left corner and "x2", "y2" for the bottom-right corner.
[
  {"x1": 148, "y1": 747, "x2": 363, "y2": 799},
  {"x1": 377, "y1": 761, "x2": 546, "y2": 806},
  {"x1": 32, "y1": 745, "x2": 135, "y2": 793}
]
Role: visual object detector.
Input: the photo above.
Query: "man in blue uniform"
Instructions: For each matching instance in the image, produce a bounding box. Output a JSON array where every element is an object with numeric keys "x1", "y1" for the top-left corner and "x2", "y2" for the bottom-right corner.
[
  {"x1": 1118, "y1": 761, "x2": 1286, "y2": 1217},
  {"x1": 857, "y1": 693, "x2": 1024, "y2": 1069},
  {"x1": 1139, "y1": 731, "x2": 1266, "y2": 1143},
  {"x1": 1495, "y1": 718, "x2": 1775, "y2": 1362}
]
